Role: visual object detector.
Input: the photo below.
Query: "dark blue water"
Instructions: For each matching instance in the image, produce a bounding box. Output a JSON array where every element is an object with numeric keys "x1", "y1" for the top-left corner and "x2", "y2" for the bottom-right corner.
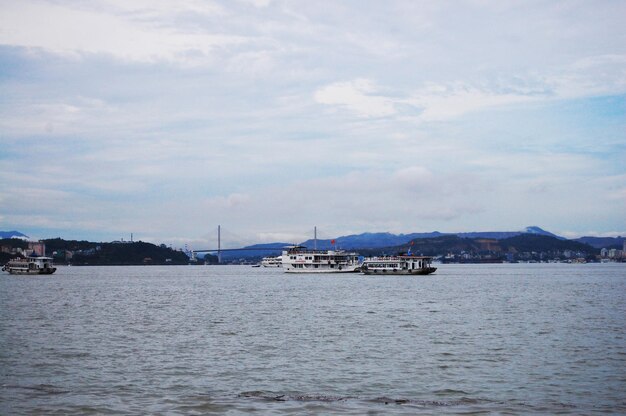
[{"x1": 1, "y1": 264, "x2": 625, "y2": 414}]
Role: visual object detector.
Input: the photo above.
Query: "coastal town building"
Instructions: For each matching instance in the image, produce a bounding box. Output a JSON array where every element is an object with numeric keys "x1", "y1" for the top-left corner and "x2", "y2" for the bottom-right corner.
[{"x1": 28, "y1": 241, "x2": 46, "y2": 256}]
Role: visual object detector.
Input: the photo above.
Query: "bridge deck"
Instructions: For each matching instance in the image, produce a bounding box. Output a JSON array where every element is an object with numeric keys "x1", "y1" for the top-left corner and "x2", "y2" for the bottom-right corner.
[{"x1": 192, "y1": 247, "x2": 286, "y2": 253}]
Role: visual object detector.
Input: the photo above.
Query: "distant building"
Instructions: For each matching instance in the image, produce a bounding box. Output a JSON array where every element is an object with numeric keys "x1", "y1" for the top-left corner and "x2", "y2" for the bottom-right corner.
[
  {"x1": 475, "y1": 239, "x2": 500, "y2": 252},
  {"x1": 28, "y1": 241, "x2": 45, "y2": 256}
]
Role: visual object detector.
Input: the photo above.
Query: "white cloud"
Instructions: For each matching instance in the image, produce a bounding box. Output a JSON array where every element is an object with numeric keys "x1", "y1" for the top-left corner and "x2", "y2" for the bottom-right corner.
[
  {"x1": 314, "y1": 52, "x2": 626, "y2": 123},
  {"x1": 314, "y1": 79, "x2": 396, "y2": 118},
  {"x1": 552, "y1": 54, "x2": 626, "y2": 99},
  {"x1": 407, "y1": 83, "x2": 536, "y2": 121},
  {"x1": 203, "y1": 193, "x2": 252, "y2": 209},
  {"x1": 1, "y1": 0, "x2": 624, "y2": 243},
  {"x1": 202, "y1": 167, "x2": 488, "y2": 235},
  {"x1": 0, "y1": 1, "x2": 248, "y2": 65},
  {"x1": 0, "y1": 96, "x2": 118, "y2": 136},
  {"x1": 99, "y1": 0, "x2": 224, "y2": 16},
  {"x1": 393, "y1": 166, "x2": 435, "y2": 188},
  {"x1": 313, "y1": 78, "x2": 543, "y2": 121},
  {"x1": 238, "y1": 0, "x2": 272, "y2": 8}
]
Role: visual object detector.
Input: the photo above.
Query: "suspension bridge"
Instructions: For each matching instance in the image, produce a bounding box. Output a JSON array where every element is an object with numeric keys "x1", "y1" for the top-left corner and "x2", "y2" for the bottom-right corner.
[{"x1": 191, "y1": 225, "x2": 325, "y2": 263}]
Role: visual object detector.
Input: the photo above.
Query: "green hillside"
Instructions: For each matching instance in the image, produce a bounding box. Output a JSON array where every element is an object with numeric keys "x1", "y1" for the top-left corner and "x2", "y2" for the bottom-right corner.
[
  {"x1": 0, "y1": 238, "x2": 213, "y2": 265},
  {"x1": 359, "y1": 234, "x2": 598, "y2": 262}
]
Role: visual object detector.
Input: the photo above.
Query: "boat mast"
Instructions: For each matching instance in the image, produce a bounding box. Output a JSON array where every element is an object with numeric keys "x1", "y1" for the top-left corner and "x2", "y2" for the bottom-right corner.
[{"x1": 218, "y1": 225, "x2": 221, "y2": 264}]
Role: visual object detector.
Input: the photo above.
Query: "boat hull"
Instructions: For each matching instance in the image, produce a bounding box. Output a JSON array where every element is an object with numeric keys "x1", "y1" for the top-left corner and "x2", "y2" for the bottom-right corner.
[
  {"x1": 361, "y1": 267, "x2": 436, "y2": 275},
  {"x1": 3, "y1": 267, "x2": 57, "y2": 275},
  {"x1": 284, "y1": 266, "x2": 361, "y2": 274}
]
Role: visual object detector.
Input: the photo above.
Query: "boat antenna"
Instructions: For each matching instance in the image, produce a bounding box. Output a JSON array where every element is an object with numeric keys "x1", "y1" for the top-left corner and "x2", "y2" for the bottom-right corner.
[{"x1": 314, "y1": 226, "x2": 317, "y2": 251}]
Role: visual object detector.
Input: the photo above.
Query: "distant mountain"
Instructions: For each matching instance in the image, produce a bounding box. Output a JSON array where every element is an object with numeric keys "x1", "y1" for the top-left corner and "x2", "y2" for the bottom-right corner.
[
  {"x1": 358, "y1": 235, "x2": 472, "y2": 257},
  {"x1": 243, "y1": 243, "x2": 293, "y2": 249},
  {"x1": 220, "y1": 242, "x2": 291, "y2": 260},
  {"x1": 522, "y1": 226, "x2": 563, "y2": 239},
  {"x1": 574, "y1": 236, "x2": 625, "y2": 249},
  {"x1": 357, "y1": 233, "x2": 598, "y2": 261},
  {"x1": 297, "y1": 226, "x2": 561, "y2": 250},
  {"x1": 300, "y1": 232, "x2": 445, "y2": 250},
  {"x1": 354, "y1": 233, "x2": 598, "y2": 261},
  {"x1": 456, "y1": 226, "x2": 562, "y2": 240},
  {"x1": 0, "y1": 230, "x2": 29, "y2": 239},
  {"x1": 499, "y1": 234, "x2": 592, "y2": 253},
  {"x1": 455, "y1": 231, "x2": 520, "y2": 239}
]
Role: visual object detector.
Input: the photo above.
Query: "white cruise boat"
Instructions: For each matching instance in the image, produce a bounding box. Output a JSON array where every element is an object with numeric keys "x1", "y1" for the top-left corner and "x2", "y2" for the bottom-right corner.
[
  {"x1": 261, "y1": 256, "x2": 282, "y2": 267},
  {"x1": 361, "y1": 255, "x2": 436, "y2": 275},
  {"x1": 2, "y1": 257, "x2": 57, "y2": 275},
  {"x1": 281, "y1": 245, "x2": 361, "y2": 273}
]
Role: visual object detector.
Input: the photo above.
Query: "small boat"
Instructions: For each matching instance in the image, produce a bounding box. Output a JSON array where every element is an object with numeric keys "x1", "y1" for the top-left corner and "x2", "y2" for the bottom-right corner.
[
  {"x1": 361, "y1": 255, "x2": 436, "y2": 275},
  {"x1": 2, "y1": 257, "x2": 57, "y2": 275},
  {"x1": 282, "y1": 245, "x2": 361, "y2": 273},
  {"x1": 261, "y1": 256, "x2": 282, "y2": 267}
]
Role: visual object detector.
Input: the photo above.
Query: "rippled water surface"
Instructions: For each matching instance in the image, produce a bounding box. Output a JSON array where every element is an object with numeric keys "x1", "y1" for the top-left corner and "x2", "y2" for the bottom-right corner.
[{"x1": 1, "y1": 264, "x2": 625, "y2": 414}]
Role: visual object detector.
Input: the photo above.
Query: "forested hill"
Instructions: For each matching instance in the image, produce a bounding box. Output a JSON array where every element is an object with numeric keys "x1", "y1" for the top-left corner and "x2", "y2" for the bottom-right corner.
[
  {"x1": 574, "y1": 236, "x2": 624, "y2": 249},
  {"x1": 357, "y1": 234, "x2": 599, "y2": 262},
  {"x1": 498, "y1": 234, "x2": 595, "y2": 253},
  {"x1": 298, "y1": 226, "x2": 561, "y2": 250},
  {"x1": 0, "y1": 238, "x2": 203, "y2": 265}
]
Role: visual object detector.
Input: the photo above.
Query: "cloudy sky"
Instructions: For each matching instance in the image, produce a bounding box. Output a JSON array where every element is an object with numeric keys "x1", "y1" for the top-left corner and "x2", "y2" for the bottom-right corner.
[{"x1": 1, "y1": 0, "x2": 625, "y2": 248}]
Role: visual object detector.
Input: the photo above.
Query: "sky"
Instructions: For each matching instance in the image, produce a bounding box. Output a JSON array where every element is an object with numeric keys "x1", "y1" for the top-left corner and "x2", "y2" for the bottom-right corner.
[{"x1": 0, "y1": 0, "x2": 625, "y2": 248}]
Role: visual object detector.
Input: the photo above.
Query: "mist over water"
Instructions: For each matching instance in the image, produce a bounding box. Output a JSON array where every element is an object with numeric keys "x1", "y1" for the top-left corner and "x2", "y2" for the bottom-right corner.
[{"x1": 1, "y1": 264, "x2": 625, "y2": 414}]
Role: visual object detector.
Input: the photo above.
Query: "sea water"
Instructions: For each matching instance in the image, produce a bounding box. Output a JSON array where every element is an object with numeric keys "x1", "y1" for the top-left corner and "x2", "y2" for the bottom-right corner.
[{"x1": 1, "y1": 263, "x2": 625, "y2": 414}]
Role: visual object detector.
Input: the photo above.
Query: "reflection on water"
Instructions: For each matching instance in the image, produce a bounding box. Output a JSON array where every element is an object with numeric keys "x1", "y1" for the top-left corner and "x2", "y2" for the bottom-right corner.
[{"x1": 1, "y1": 264, "x2": 625, "y2": 414}]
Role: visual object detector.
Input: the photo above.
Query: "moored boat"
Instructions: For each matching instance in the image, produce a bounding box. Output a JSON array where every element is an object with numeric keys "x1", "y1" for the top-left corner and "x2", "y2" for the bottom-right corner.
[
  {"x1": 261, "y1": 256, "x2": 282, "y2": 267},
  {"x1": 361, "y1": 255, "x2": 436, "y2": 275},
  {"x1": 2, "y1": 257, "x2": 57, "y2": 275},
  {"x1": 282, "y1": 245, "x2": 361, "y2": 273}
]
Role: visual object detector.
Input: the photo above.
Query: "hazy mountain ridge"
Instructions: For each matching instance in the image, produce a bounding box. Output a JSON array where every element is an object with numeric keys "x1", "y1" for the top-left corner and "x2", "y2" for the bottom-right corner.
[
  {"x1": 2, "y1": 228, "x2": 622, "y2": 261},
  {"x1": 299, "y1": 226, "x2": 560, "y2": 250},
  {"x1": 222, "y1": 242, "x2": 292, "y2": 259},
  {"x1": 574, "y1": 236, "x2": 625, "y2": 249},
  {"x1": 219, "y1": 227, "x2": 561, "y2": 260},
  {"x1": 299, "y1": 232, "x2": 446, "y2": 250},
  {"x1": 0, "y1": 231, "x2": 29, "y2": 239},
  {"x1": 353, "y1": 234, "x2": 600, "y2": 263}
]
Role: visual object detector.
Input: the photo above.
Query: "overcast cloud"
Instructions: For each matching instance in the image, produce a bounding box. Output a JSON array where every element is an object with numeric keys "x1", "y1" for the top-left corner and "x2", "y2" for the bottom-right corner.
[{"x1": 1, "y1": 0, "x2": 625, "y2": 247}]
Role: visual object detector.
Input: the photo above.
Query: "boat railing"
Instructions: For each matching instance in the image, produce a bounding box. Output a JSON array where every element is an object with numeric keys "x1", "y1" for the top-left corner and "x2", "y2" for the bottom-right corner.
[{"x1": 366, "y1": 255, "x2": 433, "y2": 260}]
